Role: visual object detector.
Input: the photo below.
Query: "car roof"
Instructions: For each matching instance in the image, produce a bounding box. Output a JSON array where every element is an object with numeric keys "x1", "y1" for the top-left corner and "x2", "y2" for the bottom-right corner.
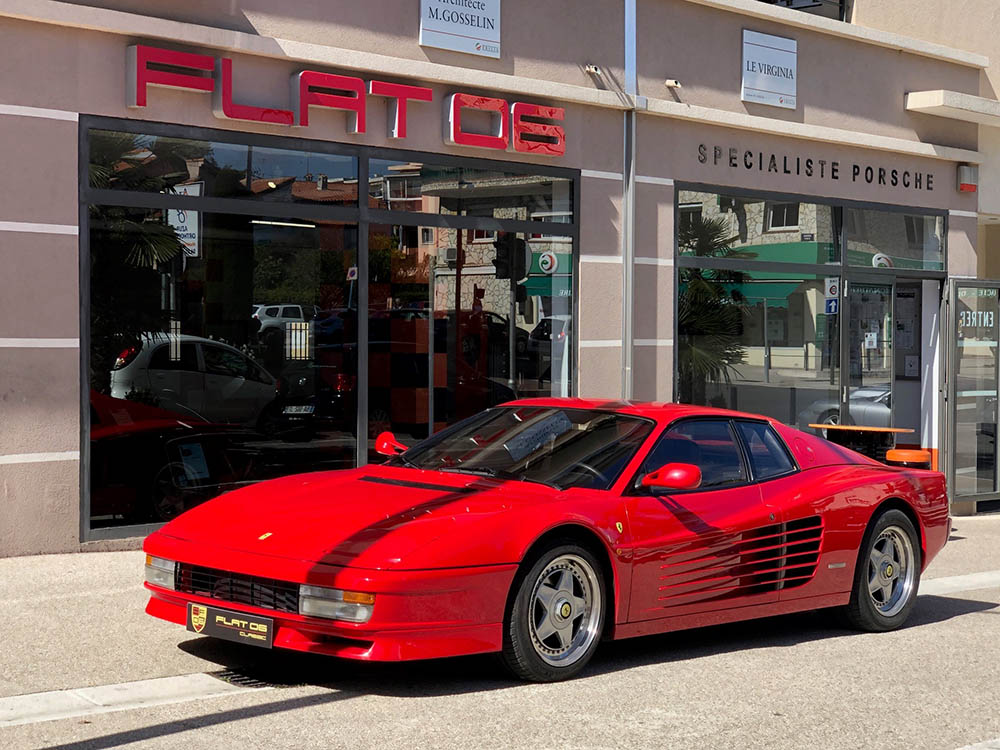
[
  {"x1": 139, "y1": 332, "x2": 245, "y2": 352},
  {"x1": 499, "y1": 397, "x2": 777, "y2": 425}
]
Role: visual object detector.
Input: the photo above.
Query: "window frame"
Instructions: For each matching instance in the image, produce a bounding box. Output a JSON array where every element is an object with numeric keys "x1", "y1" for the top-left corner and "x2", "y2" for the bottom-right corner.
[
  {"x1": 78, "y1": 115, "x2": 581, "y2": 543},
  {"x1": 628, "y1": 417, "x2": 754, "y2": 495},
  {"x1": 732, "y1": 419, "x2": 799, "y2": 483},
  {"x1": 765, "y1": 201, "x2": 800, "y2": 232}
]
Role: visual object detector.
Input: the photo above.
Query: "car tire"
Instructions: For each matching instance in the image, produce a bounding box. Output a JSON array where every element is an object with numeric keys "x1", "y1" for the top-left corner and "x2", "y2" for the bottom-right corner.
[
  {"x1": 842, "y1": 509, "x2": 921, "y2": 632},
  {"x1": 150, "y1": 462, "x2": 194, "y2": 522},
  {"x1": 501, "y1": 544, "x2": 605, "y2": 682}
]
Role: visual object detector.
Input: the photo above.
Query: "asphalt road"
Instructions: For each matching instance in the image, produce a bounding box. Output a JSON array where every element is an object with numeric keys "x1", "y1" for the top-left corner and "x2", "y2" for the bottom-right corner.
[{"x1": 1, "y1": 516, "x2": 999, "y2": 750}]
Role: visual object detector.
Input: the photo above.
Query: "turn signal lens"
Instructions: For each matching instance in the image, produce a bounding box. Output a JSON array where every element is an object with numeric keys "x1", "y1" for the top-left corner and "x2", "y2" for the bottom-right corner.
[
  {"x1": 144, "y1": 555, "x2": 176, "y2": 590},
  {"x1": 342, "y1": 591, "x2": 375, "y2": 605},
  {"x1": 298, "y1": 585, "x2": 375, "y2": 623}
]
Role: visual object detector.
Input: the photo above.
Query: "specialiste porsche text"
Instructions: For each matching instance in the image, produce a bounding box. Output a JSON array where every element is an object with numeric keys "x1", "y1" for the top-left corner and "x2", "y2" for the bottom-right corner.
[{"x1": 698, "y1": 143, "x2": 935, "y2": 191}]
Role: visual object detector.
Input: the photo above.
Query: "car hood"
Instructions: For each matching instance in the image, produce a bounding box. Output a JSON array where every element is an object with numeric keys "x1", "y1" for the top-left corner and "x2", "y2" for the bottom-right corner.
[{"x1": 154, "y1": 464, "x2": 557, "y2": 570}]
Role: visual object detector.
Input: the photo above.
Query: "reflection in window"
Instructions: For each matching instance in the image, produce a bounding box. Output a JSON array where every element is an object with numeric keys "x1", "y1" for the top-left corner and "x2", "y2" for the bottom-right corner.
[
  {"x1": 366, "y1": 224, "x2": 574, "y2": 462},
  {"x1": 677, "y1": 190, "x2": 836, "y2": 265},
  {"x1": 89, "y1": 130, "x2": 358, "y2": 204},
  {"x1": 766, "y1": 202, "x2": 799, "y2": 231},
  {"x1": 369, "y1": 160, "x2": 572, "y2": 223},
  {"x1": 677, "y1": 269, "x2": 840, "y2": 429},
  {"x1": 845, "y1": 209, "x2": 944, "y2": 270},
  {"x1": 89, "y1": 205, "x2": 359, "y2": 529}
]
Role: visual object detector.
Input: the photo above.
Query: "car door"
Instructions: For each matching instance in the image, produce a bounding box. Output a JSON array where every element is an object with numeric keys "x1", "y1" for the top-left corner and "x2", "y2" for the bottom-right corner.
[
  {"x1": 625, "y1": 418, "x2": 778, "y2": 622},
  {"x1": 200, "y1": 344, "x2": 274, "y2": 424},
  {"x1": 733, "y1": 420, "x2": 829, "y2": 602},
  {"x1": 146, "y1": 342, "x2": 205, "y2": 419}
]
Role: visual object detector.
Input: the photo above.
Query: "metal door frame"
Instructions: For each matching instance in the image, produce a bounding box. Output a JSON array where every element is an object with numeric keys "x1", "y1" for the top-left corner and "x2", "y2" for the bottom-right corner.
[
  {"x1": 947, "y1": 279, "x2": 1000, "y2": 507},
  {"x1": 840, "y1": 274, "x2": 897, "y2": 427}
]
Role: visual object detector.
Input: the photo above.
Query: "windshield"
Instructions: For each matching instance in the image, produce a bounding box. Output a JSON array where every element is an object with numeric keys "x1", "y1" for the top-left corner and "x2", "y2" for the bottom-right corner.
[{"x1": 394, "y1": 407, "x2": 654, "y2": 491}]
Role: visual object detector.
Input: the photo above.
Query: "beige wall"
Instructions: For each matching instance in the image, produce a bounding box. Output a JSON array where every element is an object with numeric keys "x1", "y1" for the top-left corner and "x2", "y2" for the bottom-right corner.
[
  {"x1": 56, "y1": 0, "x2": 626, "y2": 91},
  {"x1": 639, "y1": 0, "x2": 979, "y2": 150},
  {"x1": 636, "y1": 117, "x2": 976, "y2": 213},
  {"x1": 852, "y1": 0, "x2": 1000, "y2": 216},
  {"x1": 0, "y1": 107, "x2": 81, "y2": 556}
]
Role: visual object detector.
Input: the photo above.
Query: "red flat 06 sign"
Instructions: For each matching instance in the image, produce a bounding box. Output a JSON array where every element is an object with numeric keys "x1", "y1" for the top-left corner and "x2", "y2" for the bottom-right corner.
[{"x1": 127, "y1": 45, "x2": 565, "y2": 156}]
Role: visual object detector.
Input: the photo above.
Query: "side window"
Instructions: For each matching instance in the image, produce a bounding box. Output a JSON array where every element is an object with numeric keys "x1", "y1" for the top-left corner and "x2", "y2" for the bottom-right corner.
[
  {"x1": 202, "y1": 345, "x2": 248, "y2": 379},
  {"x1": 282, "y1": 305, "x2": 302, "y2": 319},
  {"x1": 148, "y1": 343, "x2": 199, "y2": 372},
  {"x1": 641, "y1": 420, "x2": 747, "y2": 490},
  {"x1": 736, "y1": 421, "x2": 796, "y2": 480},
  {"x1": 265, "y1": 306, "x2": 280, "y2": 317}
]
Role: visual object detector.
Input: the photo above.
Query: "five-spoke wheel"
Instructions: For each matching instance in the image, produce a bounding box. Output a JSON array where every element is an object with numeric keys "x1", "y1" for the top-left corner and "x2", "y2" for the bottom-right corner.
[
  {"x1": 502, "y1": 544, "x2": 605, "y2": 681},
  {"x1": 843, "y1": 509, "x2": 921, "y2": 631}
]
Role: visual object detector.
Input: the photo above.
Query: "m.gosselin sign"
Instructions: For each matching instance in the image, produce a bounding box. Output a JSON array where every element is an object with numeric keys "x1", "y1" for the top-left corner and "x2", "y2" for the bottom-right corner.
[
  {"x1": 126, "y1": 45, "x2": 564, "y2": 156},
  {"x1": 698, "y1": 143, "x2": 935, "y2": 191}
]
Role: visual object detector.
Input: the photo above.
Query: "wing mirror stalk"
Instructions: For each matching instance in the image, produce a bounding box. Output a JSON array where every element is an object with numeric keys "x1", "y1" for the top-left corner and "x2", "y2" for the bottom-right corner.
[{"x1": 641, "y1": 463, "x2": 702, "y2": 491}]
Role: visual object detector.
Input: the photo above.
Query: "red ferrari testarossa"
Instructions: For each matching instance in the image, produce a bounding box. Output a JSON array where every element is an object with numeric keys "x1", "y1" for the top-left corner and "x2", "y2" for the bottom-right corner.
[{"x1": 144, "y1": 398, "x2": 949, "y2": 681}]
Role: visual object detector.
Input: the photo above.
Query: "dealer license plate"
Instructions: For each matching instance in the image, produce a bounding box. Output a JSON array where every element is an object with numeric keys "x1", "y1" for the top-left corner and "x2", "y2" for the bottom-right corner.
[{"x1": 186, "y1": 603, "x2": 274, "y2": 649}]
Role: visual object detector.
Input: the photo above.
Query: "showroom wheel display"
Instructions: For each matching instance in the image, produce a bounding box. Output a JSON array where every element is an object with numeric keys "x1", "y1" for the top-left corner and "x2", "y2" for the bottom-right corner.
[
  {"x1": 843, "y1": 509, "x2": 921, "y2": 632},
  {"x1": 501, "y1": 544, "x2": 605, "y2": 682}
]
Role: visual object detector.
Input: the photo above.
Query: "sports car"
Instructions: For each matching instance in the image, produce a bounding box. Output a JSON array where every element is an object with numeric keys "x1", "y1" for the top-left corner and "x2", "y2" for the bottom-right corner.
[{"x1": 143, "y1": 398, "x2": 950, "y2": 682}]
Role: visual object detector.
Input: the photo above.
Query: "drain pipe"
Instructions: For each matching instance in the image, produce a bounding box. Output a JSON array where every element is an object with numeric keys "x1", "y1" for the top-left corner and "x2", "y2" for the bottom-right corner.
[{"x1": 622, "y1": 0, "x2": 638, "y2": 400}]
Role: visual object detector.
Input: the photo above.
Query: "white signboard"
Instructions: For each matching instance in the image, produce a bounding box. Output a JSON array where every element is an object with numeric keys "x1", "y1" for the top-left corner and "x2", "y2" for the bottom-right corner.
[
  {"x1": 167, "y1": 182, "x2": 202, "y2": 258},
  {"x1": 741, "y1": 30, "x2": 797, "y2": 110},
  {"x1": 825, "y1": 276, "x2": 839, "y2": 300},
  {"x1": 420, "y1": 0, "x2": 500, "y2": 59}
]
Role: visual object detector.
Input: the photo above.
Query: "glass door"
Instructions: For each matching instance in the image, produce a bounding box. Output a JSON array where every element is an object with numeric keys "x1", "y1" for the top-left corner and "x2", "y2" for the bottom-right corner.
[
  {"x1": 950, "y1": 282, "x2": 1000, "y2": 501},
  {"x1": 843, "y1": 278, "x2": 894, "y2": 428}
]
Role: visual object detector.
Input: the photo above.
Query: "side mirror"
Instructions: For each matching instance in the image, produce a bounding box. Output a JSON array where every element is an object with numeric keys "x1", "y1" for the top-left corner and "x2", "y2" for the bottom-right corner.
[
  {"x1": 375, "y1": 431, "x2": 409, "y2": 457},
  {"x1": 641, "y1": 463, "x2": 702, "y2": 491}
]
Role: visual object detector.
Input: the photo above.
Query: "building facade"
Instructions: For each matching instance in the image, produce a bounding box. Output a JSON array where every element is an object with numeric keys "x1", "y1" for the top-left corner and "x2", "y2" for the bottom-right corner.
[{"x1": 0, "y1": 0, "x2": 993, "y2": 556}]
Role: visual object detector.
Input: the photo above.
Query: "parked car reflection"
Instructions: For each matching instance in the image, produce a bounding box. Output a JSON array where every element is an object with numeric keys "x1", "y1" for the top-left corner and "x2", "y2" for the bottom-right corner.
[
  {"x1": 796, "y1": 386, "x2": 892, "y2": 434},
  {"x1": 109, "y1": 333, "x2": 279, "y2": 427}
]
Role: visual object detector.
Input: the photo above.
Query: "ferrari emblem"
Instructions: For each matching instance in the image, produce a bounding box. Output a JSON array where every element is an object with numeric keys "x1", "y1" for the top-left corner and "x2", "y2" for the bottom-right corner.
[
  {"x1": 885, "y1": 564, "x2": 893, "y2": 577},
  {"x1": 191, "y1": 605, "x2": 207, "y2": 633},
  {"x1": 258, "y1": 532, "x2": 273, "y2": 540},
  {"x1": 615, "y1": 522, "x2": 623, "y2": 534},
  {"x1": 560, "y1": 603, "x2": 572, "y2": 618}
]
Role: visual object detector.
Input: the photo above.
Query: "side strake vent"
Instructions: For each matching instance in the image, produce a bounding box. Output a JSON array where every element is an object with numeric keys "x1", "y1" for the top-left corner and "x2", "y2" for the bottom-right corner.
[{"x1": 656, "y1": 515, "x2": 823, "y2": 606}]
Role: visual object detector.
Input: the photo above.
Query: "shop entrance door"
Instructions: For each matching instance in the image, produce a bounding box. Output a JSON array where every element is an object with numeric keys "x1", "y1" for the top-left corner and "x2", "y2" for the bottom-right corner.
[
  {"x1": 949, "y1": 282, "x2": 1000, "y2": 506},
  {"x1": 842, "y1": 277, "x2": 895, "y2": 429}
]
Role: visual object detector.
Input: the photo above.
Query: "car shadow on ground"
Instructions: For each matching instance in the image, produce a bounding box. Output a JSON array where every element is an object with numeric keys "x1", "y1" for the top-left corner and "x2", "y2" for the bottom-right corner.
[
  {"x1": 177, "y1": 593, "x2": 997, "y2": 694},
  {"x1": 46, "y1": 596, "x2": 996, "y2": 750}
]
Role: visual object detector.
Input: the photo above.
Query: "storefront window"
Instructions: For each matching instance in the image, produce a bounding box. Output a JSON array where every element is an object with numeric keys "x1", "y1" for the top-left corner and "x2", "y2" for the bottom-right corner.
[
  {"x1": 89, "y1": 130, "x2": 358, "y2": 204},
  {"x1": 676, "y1": 190, "x2": 837, "y2": 265},
  {"x1": 369, "y1": 160, "x2": 572, "y2": 222},
  {"x1": 845, "y1": 208, "x2": 944, "y2": 271},
  {"x1": 83, "y1": 122, "x2": 577, "y2": 533},
  {"x1": 88, "y1": 205, "x2": 358, "y2": 528},
  {"x1": 677, "y1": 268, "x2": 840, "y2": 427},
  {"x1": 366, "y1": 224, "x2": 573, "y2": 461}
]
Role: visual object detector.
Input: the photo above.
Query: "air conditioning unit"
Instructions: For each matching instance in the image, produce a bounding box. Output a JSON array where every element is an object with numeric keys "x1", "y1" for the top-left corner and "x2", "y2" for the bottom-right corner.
[{"x1": 444, "y1": 247, "x2": 458, "y2": 264}]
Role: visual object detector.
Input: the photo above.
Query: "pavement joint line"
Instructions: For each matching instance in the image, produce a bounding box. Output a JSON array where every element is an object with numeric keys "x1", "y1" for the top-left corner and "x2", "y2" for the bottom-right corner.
[
  {"x1": 0, "y1": 673, "x2": 271, "y2": 728},
  {"x1": 69, "y1": 689, "x2": 104, "y2": 708},
  {"x1": 956, "y1": 738, "x2": 1000, "y2": 749},
  {"x1": 918, "y1": 569, "x2": 1000, "y2": 597},
  {"x1": 0, "y1": 587, "x2": 143, "y2": 605}
]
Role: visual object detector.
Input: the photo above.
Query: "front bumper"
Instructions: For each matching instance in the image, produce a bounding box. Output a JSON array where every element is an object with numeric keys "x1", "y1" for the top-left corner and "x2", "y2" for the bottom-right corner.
[{"x1": 144, "y1": 560, "x2": 517, "y2": 662}]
